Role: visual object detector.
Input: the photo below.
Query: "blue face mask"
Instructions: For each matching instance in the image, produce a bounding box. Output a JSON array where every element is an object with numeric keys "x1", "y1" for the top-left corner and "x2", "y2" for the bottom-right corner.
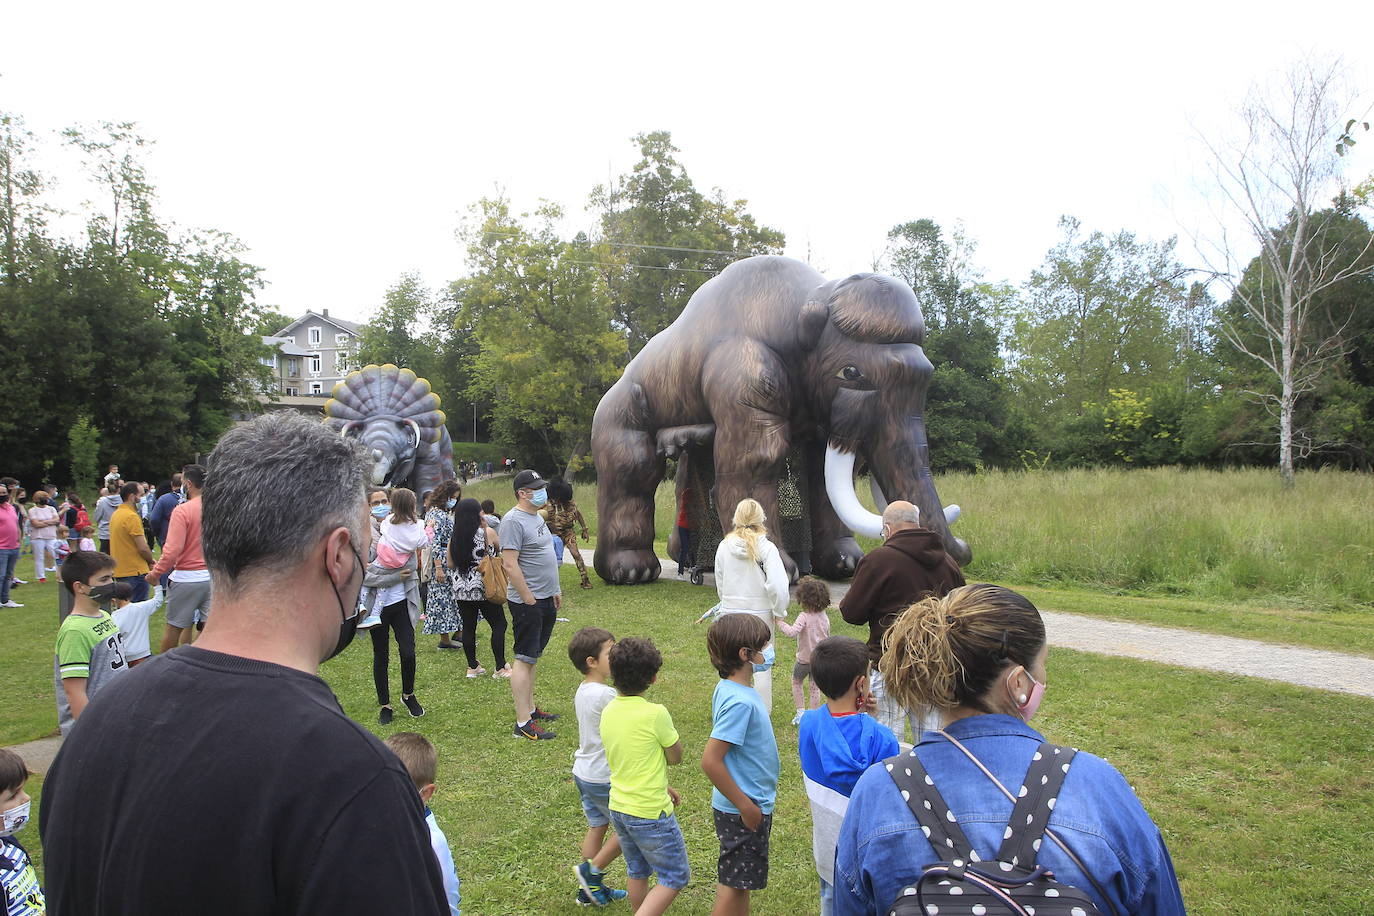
[
  {"x1": 446, "y1": 498, "x2": 456, "y2": 510},
  {"x1": 529, "y1": 489, "x2": 548, "y2": 508},
  {"x1": 752, "y1": 644, "x2": 775, "y2": 673},
  {"x1": 371, "y1": 504, "x2": 389, "y2": 519}
]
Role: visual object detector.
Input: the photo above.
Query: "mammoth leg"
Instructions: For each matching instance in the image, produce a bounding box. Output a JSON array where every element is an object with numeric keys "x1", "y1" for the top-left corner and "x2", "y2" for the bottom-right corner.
[
  {"x1": 592, "y1": 425, "x2": 665, "y2": 585},
  {"x1": 704, "y1": 341, "x2": 799, "y2": 581},
  {"x1": 805, "y1": 438, "x2": 864, "y2": 579}
]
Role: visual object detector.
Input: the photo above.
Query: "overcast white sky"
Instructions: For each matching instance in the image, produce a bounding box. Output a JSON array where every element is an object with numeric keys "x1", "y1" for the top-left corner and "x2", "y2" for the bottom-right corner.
[{"x1": 5, "y1": 1, "x2": 1372, "y2": 325}]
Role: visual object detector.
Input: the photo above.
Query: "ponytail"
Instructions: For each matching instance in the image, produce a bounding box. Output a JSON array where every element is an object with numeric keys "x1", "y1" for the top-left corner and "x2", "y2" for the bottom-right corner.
[
  {"x1": 879, "y1": 584, "x2": 1045, "y2": 714},
  {"x1": 729, "y1": 498, "x2": 768, "y2": 565}
]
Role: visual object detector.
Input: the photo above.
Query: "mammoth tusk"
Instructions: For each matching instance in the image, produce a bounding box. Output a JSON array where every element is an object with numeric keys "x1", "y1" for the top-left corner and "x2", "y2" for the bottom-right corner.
[
  {"x1": 824, "y1": 446, "x2": 884, "y2": 538},
  {"x1": 864, "y1": 465, "x2": 963, "y2": 527},
  {"x1": 340, "y1": 420, "x2": 361, "y2": 436},
  {"x1": 404, "y1": 418, "x2": 421, "y2": 450}
]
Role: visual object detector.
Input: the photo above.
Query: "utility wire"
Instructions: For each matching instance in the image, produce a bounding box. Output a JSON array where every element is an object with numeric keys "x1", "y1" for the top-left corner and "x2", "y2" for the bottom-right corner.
[{"x1": 478, "y1": 228, "x2": 770, "y2": 259}]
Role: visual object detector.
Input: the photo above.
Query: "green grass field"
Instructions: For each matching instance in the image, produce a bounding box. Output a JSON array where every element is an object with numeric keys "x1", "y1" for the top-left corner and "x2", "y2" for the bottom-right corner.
[{"x1": 6, "y1": 568, "x2": 1374, "y2": 914}]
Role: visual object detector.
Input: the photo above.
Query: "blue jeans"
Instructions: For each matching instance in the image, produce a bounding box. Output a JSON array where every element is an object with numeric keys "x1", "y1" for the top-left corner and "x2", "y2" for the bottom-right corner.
[
  {"x1": 608, "y1": 810, "x2": 690, "y2": 890},
  {"x1": 0, "y1": 548, "x2": 17, "y2": 602},
  {"x1": 117, "y1": 574, "x2": 149, "y2": 603},
  {"x1": 574, "y1": 775, "x2": 612, "y2": 828},
  {"x1": 820, "y1": 876, "x2": 833, "y2": 916}
]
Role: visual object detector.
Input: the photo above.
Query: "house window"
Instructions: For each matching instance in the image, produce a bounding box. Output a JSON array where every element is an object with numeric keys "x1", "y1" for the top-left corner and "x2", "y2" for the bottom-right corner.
[
  {"x1": 287, "y1": 358, "x2": 299, "y2": 376},
  {"x1": 336, "y1": 332, "x2": 351, "y2": 346},
  {"x1": 335, "y1": 350, "x2": 350, "y2": 372},
  {"x1": 308, "y1": 327, "x2": 322, "y2": 345},
  {"x1": 309, "y1": 353, "x2": 322, "y2": 375},
  {"x1": 260, "y1": 355, "x2": 274, "y2": 367},
  {"x1": 285, "y1": 386, "x2": 299, "y2": 396},
  {"x1": 310, "y1": 382, "x2": 323, "y2": 394}
]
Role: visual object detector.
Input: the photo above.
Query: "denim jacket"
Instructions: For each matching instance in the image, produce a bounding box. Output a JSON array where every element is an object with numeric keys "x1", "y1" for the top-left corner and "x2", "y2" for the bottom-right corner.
[{"x1": 833, "y1": 714, "x2": 1186, "y2": 916}]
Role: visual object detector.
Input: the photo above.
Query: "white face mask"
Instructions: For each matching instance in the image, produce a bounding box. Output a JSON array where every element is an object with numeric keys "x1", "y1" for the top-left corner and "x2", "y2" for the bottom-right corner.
[{"x1": 0, "y1": 799, "x2": 29, "y2": 836}]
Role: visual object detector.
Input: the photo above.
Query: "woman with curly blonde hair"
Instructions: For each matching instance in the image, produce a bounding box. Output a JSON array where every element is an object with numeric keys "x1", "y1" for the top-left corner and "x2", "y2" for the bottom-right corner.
[
  {"x1": 713, "y1": 498, "x2": 790, "y2": 710},
  {"x1": 833, "y1": 584, "x2": 1186, "y2": 916}
]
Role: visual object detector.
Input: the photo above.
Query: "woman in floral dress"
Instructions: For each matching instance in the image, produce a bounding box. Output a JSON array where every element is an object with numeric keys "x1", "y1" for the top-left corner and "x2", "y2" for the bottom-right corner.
[{"x1": 422, "y1": 480, "x2": 463, "y2": 650}]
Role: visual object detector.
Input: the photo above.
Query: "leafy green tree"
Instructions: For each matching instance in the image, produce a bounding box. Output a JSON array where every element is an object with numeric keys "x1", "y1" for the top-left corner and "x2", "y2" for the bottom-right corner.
[
  {"x1": 1011, "y1": 216, "x2": 1191, "y2": 460},
  {"x1": 356, "y1": 272, "x2": 438, "y2": 378},
  {"x1": 881, "y1": 219, "x2": 1021, "y2": 469},
  {"x1": 456, "y1": 197, "x2": 627, "y2": 475},
  {"x1": 589, "y1": 131, "x2": 785, "y2": 355}
]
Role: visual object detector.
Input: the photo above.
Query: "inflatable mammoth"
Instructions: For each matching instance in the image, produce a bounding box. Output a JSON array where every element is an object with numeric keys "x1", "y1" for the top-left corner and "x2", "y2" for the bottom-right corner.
[
  {"x1": 324, "y1": 364, "x2": 456, "y2": 499},
  {"x1": 591, "y1": 255, "x2": 969, "y2": 585}
]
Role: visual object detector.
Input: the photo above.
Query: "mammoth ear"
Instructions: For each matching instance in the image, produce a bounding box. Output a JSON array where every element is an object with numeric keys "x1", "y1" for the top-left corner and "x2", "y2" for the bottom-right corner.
[{"x1": 797, "y1": 296, "x2": 829, "y2": 352}]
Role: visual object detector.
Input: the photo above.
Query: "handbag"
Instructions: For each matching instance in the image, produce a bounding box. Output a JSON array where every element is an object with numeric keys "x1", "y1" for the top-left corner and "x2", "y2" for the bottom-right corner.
[{"x1": 478, "y1": 547, "x2": 508, "y2": 603}]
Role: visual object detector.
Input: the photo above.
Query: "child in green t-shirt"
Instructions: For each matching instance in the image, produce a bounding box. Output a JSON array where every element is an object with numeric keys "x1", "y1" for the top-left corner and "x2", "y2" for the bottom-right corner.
[
  {"x1": 55, "y1": 551, "x2": 130, "y2": 735},
  {"x1": 598, "y1": 637, "x2": 688, "y2": 915}
]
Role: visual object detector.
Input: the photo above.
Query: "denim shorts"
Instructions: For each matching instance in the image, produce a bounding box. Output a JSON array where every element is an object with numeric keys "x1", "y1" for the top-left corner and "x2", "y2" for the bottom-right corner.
[
  {"x1": 608, "y1": 809, "x2": 690, "y2": 890},
  {"x1": 509, "y1": 596, "x2": 557, "y2": 664},
  {"x1": 574, "y1": 775, "x2": 612, "y2": 829}
]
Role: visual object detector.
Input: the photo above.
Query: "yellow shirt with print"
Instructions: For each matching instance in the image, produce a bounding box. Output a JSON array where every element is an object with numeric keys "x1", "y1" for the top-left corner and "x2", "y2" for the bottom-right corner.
[
  {"x1": 110, "y1": 503, "x2": 149, "y2": 576},
  {"x1": 600, "y1": 694, "x2": 679, "y2": 819}
]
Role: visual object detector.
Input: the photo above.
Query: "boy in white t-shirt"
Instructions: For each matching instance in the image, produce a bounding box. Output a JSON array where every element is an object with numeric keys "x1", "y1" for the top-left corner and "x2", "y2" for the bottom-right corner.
[
  {"x1": 567, "y1": 627, "x2": 629, "y2": 907},
  {"x1": 109, "y1": 580, "x2": 165, "y2": 666},
  {"x1": 384, "y1": 733, "x2": 461, "y2": 916}
]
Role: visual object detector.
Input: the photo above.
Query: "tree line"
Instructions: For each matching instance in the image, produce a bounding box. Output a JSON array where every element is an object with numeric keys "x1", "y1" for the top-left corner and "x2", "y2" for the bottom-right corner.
[{"x1": 3, "y1": 62, "x2": 1370, "y2": 489}]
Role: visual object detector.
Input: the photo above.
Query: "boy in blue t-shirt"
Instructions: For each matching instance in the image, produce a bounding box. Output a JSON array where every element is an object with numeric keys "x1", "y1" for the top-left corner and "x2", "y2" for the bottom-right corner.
[
  {"x1": 797, "y1": 636, "x2": 899, "y2": 916},
  {"x1": 702, "y1": 614, "x2": 780, "y2": 915}
]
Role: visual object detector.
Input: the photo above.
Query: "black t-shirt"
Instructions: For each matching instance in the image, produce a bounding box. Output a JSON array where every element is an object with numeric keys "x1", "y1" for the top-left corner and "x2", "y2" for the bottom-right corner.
[{"x1": 40, "y1": 647, "x2": 448, "y2": 915}]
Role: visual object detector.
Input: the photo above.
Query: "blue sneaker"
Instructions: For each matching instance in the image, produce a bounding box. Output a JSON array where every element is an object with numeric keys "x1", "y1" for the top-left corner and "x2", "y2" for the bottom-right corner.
[{"x1": 575, "y1": 861, "x2": 622, "y2": 906}]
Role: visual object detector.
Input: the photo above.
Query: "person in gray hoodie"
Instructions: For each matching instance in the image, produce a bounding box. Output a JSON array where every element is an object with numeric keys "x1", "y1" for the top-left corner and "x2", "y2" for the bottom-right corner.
[{"x1": 92, "y1": 487, "x2": 124, "y2": 553}]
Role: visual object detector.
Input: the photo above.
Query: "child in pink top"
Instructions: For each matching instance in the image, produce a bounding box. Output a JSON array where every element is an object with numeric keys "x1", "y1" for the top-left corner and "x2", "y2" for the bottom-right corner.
[{"x1": 777, "y1": 576, "x2": 833, "y2": 725}]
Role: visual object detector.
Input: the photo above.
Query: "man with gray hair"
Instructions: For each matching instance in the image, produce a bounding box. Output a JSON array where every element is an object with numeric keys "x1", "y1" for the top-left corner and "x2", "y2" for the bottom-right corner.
[
  {"x1": 40, "y1": 412, "x2": 448, "y2": 915},
  {"x1": 838, "y1": 499, "x2": 965, "y2": 742}
]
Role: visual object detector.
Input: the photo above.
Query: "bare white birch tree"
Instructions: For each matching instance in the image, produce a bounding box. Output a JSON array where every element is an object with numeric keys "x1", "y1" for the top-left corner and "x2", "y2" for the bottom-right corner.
[{"x1": 1199, "y1": 58, "x2": 1372, "y2": 486}]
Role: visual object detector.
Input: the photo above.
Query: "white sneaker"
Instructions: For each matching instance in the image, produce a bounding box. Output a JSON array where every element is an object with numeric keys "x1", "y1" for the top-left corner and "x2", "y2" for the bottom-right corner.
[
  {"x1": 11, "y1": 578, "x2": 26, "y2": 585},
  {"x1": 355, "y1": 611, "x2": 382, "y2": 629},
  {"x1": 1, "y1": 600, "x2": 23, "y2": 608},
  {"x1": 466, "y1": 666, "x2": 486, "y2": 678},
  {"x1": 791, "y1": 710, "x2": 804, "y2": 726}
]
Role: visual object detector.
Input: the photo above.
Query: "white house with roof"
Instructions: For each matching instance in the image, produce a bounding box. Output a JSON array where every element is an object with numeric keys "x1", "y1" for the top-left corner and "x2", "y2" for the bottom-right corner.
[{"x1": 260, "y1": 309, "x2": 364, "y2": 397}]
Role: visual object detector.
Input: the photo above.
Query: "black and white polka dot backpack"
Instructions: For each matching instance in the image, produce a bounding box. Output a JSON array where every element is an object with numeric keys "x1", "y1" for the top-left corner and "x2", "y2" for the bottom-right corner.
[{"x1": 883, "y1": 740, "x2": 1112, "y2": 916}]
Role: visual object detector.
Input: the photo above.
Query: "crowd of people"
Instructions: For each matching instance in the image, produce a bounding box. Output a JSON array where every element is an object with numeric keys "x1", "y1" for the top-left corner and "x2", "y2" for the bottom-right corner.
[{"x1": 3, "y1": 413, "x2": 1188, "y2": 915}]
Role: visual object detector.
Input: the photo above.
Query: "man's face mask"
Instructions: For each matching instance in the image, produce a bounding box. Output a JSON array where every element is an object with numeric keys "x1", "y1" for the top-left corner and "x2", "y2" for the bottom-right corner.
[
  {"x1": 529, "y1": 488, "x2": 548, "y2": 508},
  {"x1": 324, "y1": 543, "x2": 365, "y2": 663}
]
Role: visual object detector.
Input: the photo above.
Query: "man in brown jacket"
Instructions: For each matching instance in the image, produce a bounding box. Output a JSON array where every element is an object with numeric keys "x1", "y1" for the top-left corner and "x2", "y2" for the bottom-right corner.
[{"x1": 839, "y1": 500, "x2": 965, "y2": 741}]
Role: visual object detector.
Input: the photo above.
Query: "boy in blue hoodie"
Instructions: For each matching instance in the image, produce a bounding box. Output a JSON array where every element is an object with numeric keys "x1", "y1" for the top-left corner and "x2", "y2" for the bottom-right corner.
[{"x1": 797, "y1": 636, "x2": 899, "y2": 916}]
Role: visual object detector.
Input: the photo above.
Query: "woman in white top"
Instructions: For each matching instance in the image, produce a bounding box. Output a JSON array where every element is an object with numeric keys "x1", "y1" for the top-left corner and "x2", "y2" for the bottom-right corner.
[{"x1": 714, "y1": 498, "x2": 790, "y2": 710}]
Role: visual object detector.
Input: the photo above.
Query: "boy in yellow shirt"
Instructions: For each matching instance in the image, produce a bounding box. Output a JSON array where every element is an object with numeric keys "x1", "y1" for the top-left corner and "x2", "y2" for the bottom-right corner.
[{"x1": 598, "y1": 637, "x2": 688, "y2": 915}]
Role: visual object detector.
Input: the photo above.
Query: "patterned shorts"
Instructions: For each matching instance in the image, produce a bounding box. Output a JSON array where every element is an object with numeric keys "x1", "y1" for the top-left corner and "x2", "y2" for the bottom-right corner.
[{"x1": 713, "y1": 808, "x2": 772, "y2": 890}]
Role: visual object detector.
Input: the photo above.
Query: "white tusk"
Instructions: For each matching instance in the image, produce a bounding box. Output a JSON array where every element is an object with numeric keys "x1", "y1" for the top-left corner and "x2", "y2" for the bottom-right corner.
[
  {"x1": 944, "y1": 504, "x2": 961, "y2": 525},
  {"x1": 824, "y1": 446, "x2": 884, "y2": 538}
]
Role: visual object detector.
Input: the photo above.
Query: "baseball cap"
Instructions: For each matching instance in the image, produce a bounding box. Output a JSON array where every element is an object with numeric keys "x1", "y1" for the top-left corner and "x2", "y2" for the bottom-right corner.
[{"x1": 513, "y1": 469, "x2": 548, "y2": 492}]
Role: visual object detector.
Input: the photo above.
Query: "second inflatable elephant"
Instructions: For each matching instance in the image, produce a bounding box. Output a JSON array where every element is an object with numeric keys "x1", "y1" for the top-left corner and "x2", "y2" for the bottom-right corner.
[{"x1": 591, "y1": 255, "x2": 969, "y2": 585}]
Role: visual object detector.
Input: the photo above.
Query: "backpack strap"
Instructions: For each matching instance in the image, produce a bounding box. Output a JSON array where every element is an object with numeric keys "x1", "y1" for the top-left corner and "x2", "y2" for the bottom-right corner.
[
  {"x1": 994, "y1": 742, "x2": 1077, "y2": 868},
  {"x1": 884, "y1": 751, "x2": 979, "y2": 862}
]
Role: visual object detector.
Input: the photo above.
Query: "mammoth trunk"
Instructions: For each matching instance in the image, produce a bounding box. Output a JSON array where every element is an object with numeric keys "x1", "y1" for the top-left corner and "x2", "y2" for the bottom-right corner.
[{"x1": 823, "y1": 416, "x2": 971, "y2": 566}]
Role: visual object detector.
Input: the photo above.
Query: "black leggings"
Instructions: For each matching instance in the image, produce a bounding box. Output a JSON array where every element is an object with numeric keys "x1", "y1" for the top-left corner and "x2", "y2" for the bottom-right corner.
[
  {"x1": 458, "y1": 599, "x2": 508, "y2": 670},
  {"x1": 370, "y1": 600, "x2": 416, "y2": 705}
]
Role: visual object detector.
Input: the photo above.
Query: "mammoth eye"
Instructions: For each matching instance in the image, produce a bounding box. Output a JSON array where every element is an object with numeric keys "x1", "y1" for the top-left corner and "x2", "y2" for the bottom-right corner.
[{"x1": 837, "y1": 365, "x2": 864, "y2": 382}]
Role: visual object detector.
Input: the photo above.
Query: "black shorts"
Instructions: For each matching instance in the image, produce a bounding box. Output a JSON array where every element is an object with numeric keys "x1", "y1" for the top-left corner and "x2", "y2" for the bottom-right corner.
[
  {"x1": 792, "y1": 660, "x2": 811, "y2": 681},
  {"x1": 509, "y1": 596, "x2": 557, "y2": 664},
  {"x1": 713, "y1": 808, "x2": 772, "y2": 890}
]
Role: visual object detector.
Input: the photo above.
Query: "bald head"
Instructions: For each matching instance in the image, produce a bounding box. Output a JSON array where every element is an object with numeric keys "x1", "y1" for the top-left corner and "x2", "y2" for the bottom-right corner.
[{"x1": 881, "y1": 501, "x2": 920, "y2": 539}]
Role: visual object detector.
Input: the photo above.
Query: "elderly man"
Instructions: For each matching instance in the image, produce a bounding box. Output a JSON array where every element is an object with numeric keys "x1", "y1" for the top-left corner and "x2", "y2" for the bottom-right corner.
[
  {"x1": 40, "y1": 412, "x2": 448, "y2": 915},
  {"x1": 502, "y1": 469, "x2": 563, "y2": 740},
  {"x1": 839, "y1": 500, "x2": 965, "y2": 742}
]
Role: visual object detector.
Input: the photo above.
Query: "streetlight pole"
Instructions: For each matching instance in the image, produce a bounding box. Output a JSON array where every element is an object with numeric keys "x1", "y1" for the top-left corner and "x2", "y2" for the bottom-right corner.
[{"x1": 473, "y1": 402, "x2": 477, "y2": 443}]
